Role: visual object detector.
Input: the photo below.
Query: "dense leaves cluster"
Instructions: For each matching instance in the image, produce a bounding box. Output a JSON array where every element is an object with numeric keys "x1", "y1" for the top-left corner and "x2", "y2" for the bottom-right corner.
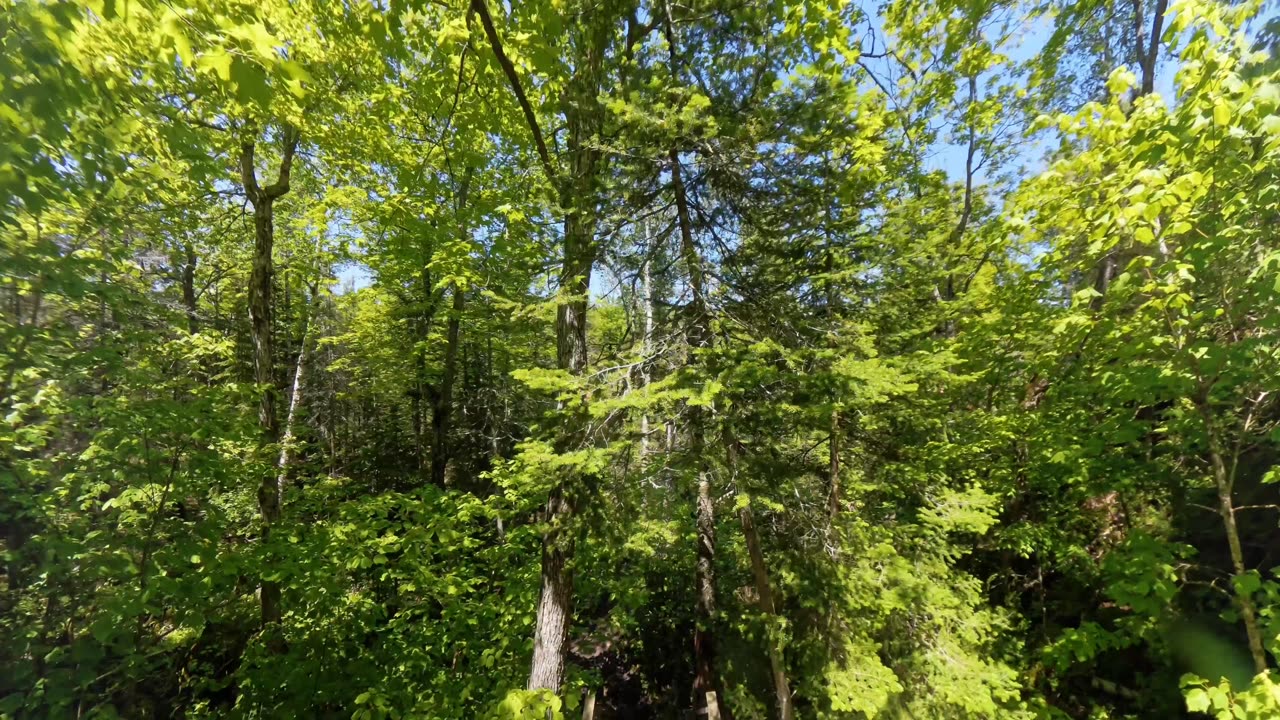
[{"x1": 2, "y1": 0, "x2": 1279, "y2": 718}]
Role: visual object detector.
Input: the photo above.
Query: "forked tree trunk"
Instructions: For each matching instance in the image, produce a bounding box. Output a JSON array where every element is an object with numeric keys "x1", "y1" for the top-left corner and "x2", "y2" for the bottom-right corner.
[{"x1": 240, "y1": 128, "x2": 299, "y2": 641}]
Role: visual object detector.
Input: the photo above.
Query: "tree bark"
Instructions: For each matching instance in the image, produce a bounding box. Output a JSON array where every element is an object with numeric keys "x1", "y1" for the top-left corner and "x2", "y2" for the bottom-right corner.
[
  {"x1": 529, "y1": 484, "x2": 575, "y2": 691},
  {"x1": 694, "y1": 472, "x2": 721, "y2": 720},
  {"x1": 528, "y1": 192, "x2": 594, "y2": 692},
  {"x1": 640, "y1": 222, "x2": 655, "y2": 461},
  {"x1": 533, "y1": 23, "x2": 605, "y2": 699},
  {"x1": 1140, "y1": 0, "x2": 1168, "y2": 97}
]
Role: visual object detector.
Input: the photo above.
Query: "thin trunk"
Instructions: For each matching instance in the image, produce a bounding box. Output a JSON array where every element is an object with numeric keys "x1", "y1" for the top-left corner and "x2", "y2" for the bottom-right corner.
[
  {"x1": 412, "y1": 358, "x2": 424, "y2": 471},
  {"x1": 737, "y1": 503, "x2": 793, "y2": 719},
  {"x1": 1199, "y1": 405, "x2": 1268, "y2": 674},
  {"x1": 640, "y1": 224, "x2": 655, "y2": 461},
  {"x1": 1, "y1": 287, "x2": 41, "y2": 407},
  {"x1": 135, "y1": 441, "x2": 180, "y2": 644},
  {"x1": 181, "y1": 243, "x2": 198, "y2": 335},
  {"x1": 327, "y1": 341, "x2": 337, "y2": 476},
  {"x1": 694, "y1": 472, "x2": 720, "y2": 720},
  {"x1": 581, "y1": 689, "x2": 597, "y2": 720},
  {"x1": 414, "y1": 269, "x2": 438, "y2": 477},
  {"x1": 1088, "y1": 0, "x2": 1165, "y2": 320},
  {"x1": 1140, "y1": 0, "x2": 1168, "y2": 97},
  {"x1": 669, "y1": 123, "x2": 725, "y2": 717},
  {"x1": 240, "y1": 128, "x2": 298, "y2": 642},
  {"x1": 432, "y1": 284, "x2": 464, "y2": 487},
  {"x1": 277, "y1": 282, "x2": 317, "y2": 498},
  {"x1": 1089, "y1": 252, "x2": 1117, "y2": 313},
  {"x1": 431, "y1": 171, "x2": 472, "y2": 488},
  {"x1": 826, "y1": 409, "x2": 841, "y2": 538}
]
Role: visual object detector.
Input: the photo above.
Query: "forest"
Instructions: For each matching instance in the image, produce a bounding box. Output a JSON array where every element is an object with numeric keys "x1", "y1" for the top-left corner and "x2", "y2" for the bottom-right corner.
[{"x1": 2, "y1": 0, "x2": 1280, "y2": 717}]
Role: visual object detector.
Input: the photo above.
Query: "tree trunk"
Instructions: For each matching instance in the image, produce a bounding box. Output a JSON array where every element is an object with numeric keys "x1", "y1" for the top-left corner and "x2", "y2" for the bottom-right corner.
[
  {"x1": 640, "y1": 223, "x2": 655, "y2": 461},
  {"x1": 471, "y1": 0, "x2": 618, "y2": 694},
  {"x1": 1199, "y1": 404, "x2": 1268, "y2": 674},
  {"x1": 248, "y1": 198, "x2": 283, "y2": 631},
  {"x1": 181, "y1": 243, "x2": 198, "y2": 335},
  {"x1": 693, "y1": 469, "x2": 721, "y2": 720},
  {"x1": 737, "y1": 502, "x2": 794, "y2": 720},
  {"x1": 529, "y1": 484, "x2": 575, "y2": 691},
  {"x1": 668, "y1": 141, "x2": 729, "y2": 718},
  {"x1": 277, "y1": 282, "x2": 317, "y2": 497},
  {"x1": 431, "y1": 170, "x2": 472, "y2": 488},
  {"x1": 826, "y1": 409, "x2": 841, "y2": 546},
  {"x1": 239, "y1": 128, "x2": 298, "y2": 642},
  {"x1": 412, "y1": 357, "x2": 424, "y2": 472},
  {"x1": 528, "y1": 200, "x2": 593, "y2": 692},
  {"x1": 431, "y1": 284, "x2": 464, "y2": 487},
  {"x1": 1139, "y1": 0, "x2": 1168, "y2": 97}
]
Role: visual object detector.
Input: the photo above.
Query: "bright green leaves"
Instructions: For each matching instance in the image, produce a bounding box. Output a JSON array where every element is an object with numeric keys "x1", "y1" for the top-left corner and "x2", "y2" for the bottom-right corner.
[
  {"x1": 159, "y1": 9, "x2": 196, "y2": 67},
  {"x1": 229, "y1": 20, "x2": 280, "y2": 61},
  {"x1": 196, "y1": 49, "x2": 233, "y2": 81},
  {"x1": 918, "y1": 484, "x2": 1001, "y2": 536},
  {"x1": 491, "y1": 688, "x2": 563, "y2": 719},
  {"x1": 1183, "y1": 673, "x2": 1280, "y2": 719},
  {"x1": 1107, "y1": 66, "x2": 1139, "y2": 97},
  {"x1": 1213, "y1": 97, "x2": 1233, "y2": 126}
]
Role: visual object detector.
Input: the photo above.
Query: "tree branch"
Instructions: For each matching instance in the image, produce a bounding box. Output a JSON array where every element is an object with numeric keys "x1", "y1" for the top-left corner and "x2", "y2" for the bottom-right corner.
[
  {"x1": 263, "y1": 125, "x2": 300, "y2": 200},
  {"x1": 239, "y1": 141, "x2": 261, "y2": 204},
  {"x1": 470, "y1": 0, "x2": 558, "y2": 190}
]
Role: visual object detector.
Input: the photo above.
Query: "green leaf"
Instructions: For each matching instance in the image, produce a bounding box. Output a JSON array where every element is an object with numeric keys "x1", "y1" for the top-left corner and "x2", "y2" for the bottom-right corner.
[
  {"x1": 196, "y1": 51, "x2": 233, "y2": 81},
  {"x1": 230, "y1": 57, "x2": 272, "y2": 110},
  {"x1": 1213, "y1": 100, "x2": 1231, "y2": 127},
  {"x1": 1233, "y1": 572, "x2": 1261, "y2": 596},
  {"x1": 1187, "y1": 688, "x2": 1210, "y2": 712}
]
